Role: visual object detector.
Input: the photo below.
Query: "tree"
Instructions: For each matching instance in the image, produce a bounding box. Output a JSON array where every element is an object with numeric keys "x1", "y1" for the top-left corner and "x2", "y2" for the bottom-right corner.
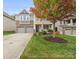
[
  {"x1": 30, "y1": 1, "x2": 47, "y2": 30},
  {"x1": 31, "y1": 0, "x2": 75, "y2": 37}
]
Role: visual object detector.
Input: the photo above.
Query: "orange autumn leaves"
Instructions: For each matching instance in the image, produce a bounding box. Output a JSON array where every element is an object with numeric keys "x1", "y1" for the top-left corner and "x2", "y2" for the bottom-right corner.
[{"x1": 30, "y1": 0, "x2": 75, "y2": 20}]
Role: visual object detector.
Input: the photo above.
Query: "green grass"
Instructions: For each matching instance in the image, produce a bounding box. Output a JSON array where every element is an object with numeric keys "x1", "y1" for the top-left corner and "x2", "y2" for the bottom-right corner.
[
  {"x1": 20, "y1": 34, "x2": 76, "y2": 59},
  {"x1": 3, "y1": 31, "x2": 15, "y2": 35}
]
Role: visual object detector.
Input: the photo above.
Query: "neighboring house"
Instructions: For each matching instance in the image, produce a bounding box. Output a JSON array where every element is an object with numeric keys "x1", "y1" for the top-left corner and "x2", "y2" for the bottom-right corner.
[
  {"x1": 3, "y1": 11, "x2": 16, "y2": 31},
  {"x1": 55, "y1": 14, "x2": 76, "y2": 36}
]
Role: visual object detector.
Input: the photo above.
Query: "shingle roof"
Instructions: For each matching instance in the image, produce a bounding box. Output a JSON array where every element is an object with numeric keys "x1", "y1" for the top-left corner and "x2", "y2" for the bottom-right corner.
[
  {"x1": 3, "y1": 11, "x2": 15, "y2": 20},
  {"x1": 3, "y1": 11, "x2": 9, "y2": 16},
  {"x1": 19, "y1": 9, "x2": 29, "y2": 14}
]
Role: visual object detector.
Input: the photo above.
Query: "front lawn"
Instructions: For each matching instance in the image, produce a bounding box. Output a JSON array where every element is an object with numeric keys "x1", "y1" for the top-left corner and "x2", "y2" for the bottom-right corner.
[
  {"x1": 3, "y1": 31, "x2": 15, "y2": 35},
  {"x1": 20, "y1": 34, "x2": 76, "y2": 59}
]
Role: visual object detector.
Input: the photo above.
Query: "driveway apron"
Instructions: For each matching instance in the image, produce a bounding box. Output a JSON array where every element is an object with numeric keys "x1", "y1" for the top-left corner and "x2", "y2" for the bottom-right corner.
[{"x1": 3, "y1": 33, "x2": 33, "y2": 59}]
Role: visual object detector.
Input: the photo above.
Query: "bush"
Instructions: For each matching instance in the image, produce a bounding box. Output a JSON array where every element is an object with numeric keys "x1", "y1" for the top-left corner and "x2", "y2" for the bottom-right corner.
[
  {"x1": 33, "y1": 32, "x2": 39, "y2": 36},
  {"x1": 33, "y1": 33, "x2": 37, "y2": 36},
  {"x1": 48, "y1": 29, "x2": 53, "y2": 32},
  {"x1": 41, "y1": 30, "x2": 47, "y2": 35},
  {"x1": 38, "y1": 32, "x2": 42, "y2": 35}
]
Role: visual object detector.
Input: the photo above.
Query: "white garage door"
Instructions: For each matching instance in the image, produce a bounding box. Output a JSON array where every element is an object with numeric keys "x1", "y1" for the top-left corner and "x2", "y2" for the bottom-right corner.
[
  {"x1": 65, "y1": 30, "x2": 71, "y2": 35},
  {"x1": 26, "y1": 28, "x2": 33, "y2": 33},
  {"x1": 17, "y1": 28, "x2": 33, "y2": 33},
  {"x1": 17, "y1": 28, "x2": 25, "y2": 33}
]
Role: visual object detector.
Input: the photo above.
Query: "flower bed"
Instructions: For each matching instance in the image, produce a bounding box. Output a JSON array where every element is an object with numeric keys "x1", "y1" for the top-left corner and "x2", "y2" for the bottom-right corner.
[
  {"x1": 44, "y1": 34, "x2": 67, "y2": 43},
  {"x1": 45, "y1": 37, "x2": 67, "y2": 43}
]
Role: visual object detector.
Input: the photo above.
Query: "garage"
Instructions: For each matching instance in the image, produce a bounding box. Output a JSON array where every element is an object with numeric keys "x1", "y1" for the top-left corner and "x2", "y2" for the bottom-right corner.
[
  {"x1": 26, "y1": 28, "x2": 34, "y2": 33},
  {"x1": 17, "y1": 27, "x2": 33, "y2": 33}
]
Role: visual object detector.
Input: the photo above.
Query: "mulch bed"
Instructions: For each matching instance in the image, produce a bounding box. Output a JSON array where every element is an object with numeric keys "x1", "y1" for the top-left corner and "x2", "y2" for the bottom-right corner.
[{"x1": 44, "y1": 37, "x2": 68, "y2": 43}]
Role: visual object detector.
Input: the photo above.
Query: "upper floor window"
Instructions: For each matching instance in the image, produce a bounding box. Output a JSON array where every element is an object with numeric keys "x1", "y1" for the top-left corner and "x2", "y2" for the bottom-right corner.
[
  {"x1": 30, "y1": 14, "x2": 33, "y2": 21},
  {"x1": 35, "y1": 18, "x2": 38, "y2": 21},
  {"x1": 20, "y1": 15, "x2": 30, "y2": 21},
  {"x1": 23, "y1": 16, "x2": 26, "y2": 21},
  {"x1": 60, "y1": 21, "x2": 62, "y2": 24}
]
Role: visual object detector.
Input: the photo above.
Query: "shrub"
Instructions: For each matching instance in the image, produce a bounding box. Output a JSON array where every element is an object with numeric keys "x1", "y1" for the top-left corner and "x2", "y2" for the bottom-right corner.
[
  {"x1": 33, "y1": 32, "x2": 39, "y2": 36},
  {"x1": 33, "y1": 33, "x2": 37, "y2": 36},
  {"x1": 38, "y1": 32, "x2": 42, "y2": 35},
  {"x1": 47, "y1": 29, "x2": 53, "y2": 34},
  {"x1": 41, "y1": 30, "x2": 47, "y2": 35},
  {"x1": 48, "y1": 29, "x2": 53, "y2": 33}
]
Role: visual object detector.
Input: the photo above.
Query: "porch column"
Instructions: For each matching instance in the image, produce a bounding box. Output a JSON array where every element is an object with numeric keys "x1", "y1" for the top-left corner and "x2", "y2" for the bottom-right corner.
[
  {"x1": 41, "y1": 23, "x2": 43, "y2": 31},
  {"x1": 70, "y1": 19, "x2": 73, "y2": 35},
  {"x1": 52, "y1": 24, "x2": 54, "y2": 30},
  {"x1": 70, "y1": 19, "x2": 73, "y2": 25},
  {"x1": 62, "y1": 20, "x2": 66, "y2": 25},
  {"x1": 62, "y1": 20, "x2": 65, "y2": 34},
  {"x1": 41, "y1": 20, "x2": 43, "y2": 31},
  {"x1": 50, "y1": 25, "x2": 52, "y2": 29},
  {"x1": 33, "y1": 24, "x2": 36, "y2": 32},
  {"x1": 71, "y1": 27, "x2": 73, "y2": 35},
  {"x1": 33, "y1": 15, "x2": 36, "y2": 32}
]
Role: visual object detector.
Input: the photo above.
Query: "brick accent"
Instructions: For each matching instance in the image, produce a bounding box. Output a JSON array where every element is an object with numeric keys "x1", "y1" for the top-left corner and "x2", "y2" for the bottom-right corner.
[{"x1": 16, "y1": 20, "x2": 20, "y2": 27}]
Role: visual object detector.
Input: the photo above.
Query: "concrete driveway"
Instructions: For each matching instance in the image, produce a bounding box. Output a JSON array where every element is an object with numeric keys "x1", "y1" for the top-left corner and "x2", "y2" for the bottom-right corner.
[{"x1": 3, "y1": 33, "x2": 33, "y2": 59}]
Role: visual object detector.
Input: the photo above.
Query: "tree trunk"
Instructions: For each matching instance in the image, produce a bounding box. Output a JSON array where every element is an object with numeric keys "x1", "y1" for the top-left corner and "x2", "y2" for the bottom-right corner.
[
  {"x1": 52, "y1": 20, "x2": 55, "y2": 38},
  {"x1": 63, "y1": 20, "x2": 65, "y2": 35}
]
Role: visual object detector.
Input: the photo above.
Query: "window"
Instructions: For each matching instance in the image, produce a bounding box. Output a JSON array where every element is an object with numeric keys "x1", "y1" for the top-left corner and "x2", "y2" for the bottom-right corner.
[
  {"x1": 27, "y1": 17, "x2": 28, "y2": 21},
  {"x1": 20, "y1": 15, "x2": 29, "y2": 21},
  {"x1": 44, "y1": 25, "x2": 49, "y2": 29},
  {"x1": 66, "y1": 20, "x2": 70, "y2": 24},
  {"x1": 60, "y1": 21, "x2": 62, "y2": 24},
  {"x1": 73, "y1": 19, "x2": 76, "y2": 23},
  {"x1": 20, "y1": 16, "x2": 24, "y2": 21},
  {"x1": 27, "y1": 15, "x2": 30, "y2": 21},
  {"x1": 23, "y1": 15, "x2": 26, "y2": 21},
  {"x1": 35, "y1": 18, "x2": 39, "y2": 21},
  {"x1": 20, "y1": 16, "x2": 22, "y2": 21},
  {"x1": 25, "y1": 16, "x2": 27, "y2": 20},
  {"x1": 64, "y1": 20, "x2": 65, "y2": 24}
]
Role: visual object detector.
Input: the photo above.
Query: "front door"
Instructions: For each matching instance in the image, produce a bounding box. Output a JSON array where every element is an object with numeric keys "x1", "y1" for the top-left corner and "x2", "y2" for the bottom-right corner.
[{"x1": 36, "y1": 25, "x2": 40, "y2": 32}]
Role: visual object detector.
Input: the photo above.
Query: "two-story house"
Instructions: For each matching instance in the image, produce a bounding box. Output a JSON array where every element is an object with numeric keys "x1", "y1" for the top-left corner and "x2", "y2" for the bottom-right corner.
[
  {"x1": 15, "y1": 9, "x2": 34, "y2": 33},
  {"x1": 15, "y1": 9, "x2": 53, "y2": 33}
]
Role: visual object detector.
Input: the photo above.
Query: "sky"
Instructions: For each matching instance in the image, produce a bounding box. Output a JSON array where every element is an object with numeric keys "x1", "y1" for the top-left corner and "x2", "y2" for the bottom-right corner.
[{"x1": 3, "y1": 0, "x2": 34, "y2": 15}]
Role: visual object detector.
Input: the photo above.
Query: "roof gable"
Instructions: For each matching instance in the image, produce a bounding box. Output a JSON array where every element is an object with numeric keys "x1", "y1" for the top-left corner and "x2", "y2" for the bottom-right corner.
[{"x1": 19, "y1": 9, "x2": 29, "y2": 14}]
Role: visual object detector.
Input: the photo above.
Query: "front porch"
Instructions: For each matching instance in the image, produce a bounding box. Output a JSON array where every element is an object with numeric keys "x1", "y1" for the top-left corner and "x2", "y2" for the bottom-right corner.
[{"x1": 34, "y1": 24, "x2": 52, "y2": 32}]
